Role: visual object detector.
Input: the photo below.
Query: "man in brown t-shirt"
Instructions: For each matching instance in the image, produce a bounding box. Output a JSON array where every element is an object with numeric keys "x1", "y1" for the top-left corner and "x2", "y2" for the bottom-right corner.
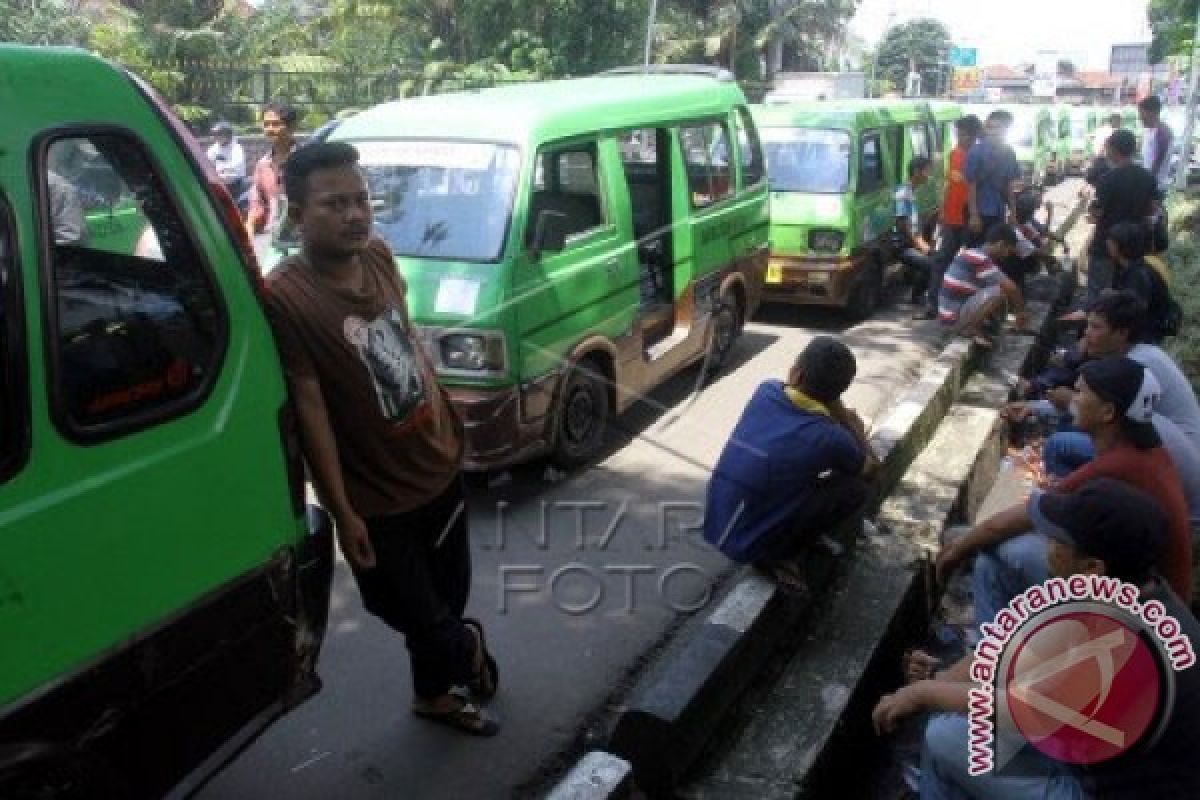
[{"x1": 265, "y1": 142, "x2": 499, "y2": 735}]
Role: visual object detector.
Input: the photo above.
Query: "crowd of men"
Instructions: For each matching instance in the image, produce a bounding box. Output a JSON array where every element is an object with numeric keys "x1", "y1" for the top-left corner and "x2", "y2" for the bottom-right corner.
[{"x1": 702, "y1": 94, "x2": 1200, "y2": 798}]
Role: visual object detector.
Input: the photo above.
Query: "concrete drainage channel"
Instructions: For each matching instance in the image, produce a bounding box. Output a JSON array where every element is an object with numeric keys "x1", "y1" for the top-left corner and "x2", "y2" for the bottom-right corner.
[{"x1": 545, "y1": 266, "x2": 1078, "y2": 800}]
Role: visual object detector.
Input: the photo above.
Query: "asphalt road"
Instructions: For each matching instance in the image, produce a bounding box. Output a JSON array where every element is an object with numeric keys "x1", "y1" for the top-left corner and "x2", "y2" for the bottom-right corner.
[{"x1": 199, "y1": 177, "x2": 1086, "y2": 798}]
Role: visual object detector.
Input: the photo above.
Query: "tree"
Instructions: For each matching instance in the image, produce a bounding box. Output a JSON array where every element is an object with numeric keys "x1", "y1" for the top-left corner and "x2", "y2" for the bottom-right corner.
[
  {"x1": 872, "y1": 17, "x2": 950, "y2": 96},
  {"x1": 1149, "y1": 0, "x2": 1198, "y2": 64},
  {"x1": 0, "y1": 0, "x2": 91, "y2": 46}
]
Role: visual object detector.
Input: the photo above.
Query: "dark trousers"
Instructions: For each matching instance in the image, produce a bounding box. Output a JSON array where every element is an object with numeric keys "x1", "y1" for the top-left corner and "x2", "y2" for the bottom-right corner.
[
  {"x1": 964, "y1": 215, "x2": 1004, "y2": 248},
  {"x1": 901, "y1": 248, "x2": 938, "y2": 306},
  {"x1": 354, "y1": 477, "x2": 475, "y2": 699},
  {"x1": 758, "y1": 473, "x2": 868, "y2": 563}
]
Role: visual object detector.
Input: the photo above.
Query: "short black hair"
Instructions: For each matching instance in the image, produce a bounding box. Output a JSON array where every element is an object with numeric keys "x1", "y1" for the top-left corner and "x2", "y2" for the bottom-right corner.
[
  {"x1": 1139, "y1": 95, "x2": 1162, "y2": 115},
  {"x1": 284, "y1": 141, "x2": 361, "y2": 206},
  {"x1": 796, "y1": 336, "x2": 857, "y2": 403},
  {"x1": 1107, "y1": 129, "x2": 1137, "y2": 157},
  {"x1": 987, "y1": 110, "x2": 1013, "y2": 127},
  {"x1": 956, "y1": 114, "x2": 982, "y2": 138},
  {"x1": 1087, "y1": 290, "x2": 1146, "y2": 340},
  {"x1": 1107, "y1": 221, "x2": 1149, "y2": 261},
  {"x1": 263, "y1": 101, "x2": 299, "y2": 127},
  {"x1": 908, "y1": 156, "x2": 932, "y2": 178},
  {"x1": 985, "y1": 223, "x2": 1018, "y2": 246}
]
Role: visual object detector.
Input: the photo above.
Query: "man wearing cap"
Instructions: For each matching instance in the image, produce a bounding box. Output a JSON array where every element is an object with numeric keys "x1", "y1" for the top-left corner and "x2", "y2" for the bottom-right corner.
[
  {"x1": 207, "y1": 120, "x2": 247, "y2": 191},
  {"x1": 939, "y1": 356, "x2": 1192, "y2": 622},
  {"x1": 704, "y1": 336, "x2": 879, "y2": 593},
  {"x1": 875, "y1": 479, "x2": 1200, "y2": 799}
]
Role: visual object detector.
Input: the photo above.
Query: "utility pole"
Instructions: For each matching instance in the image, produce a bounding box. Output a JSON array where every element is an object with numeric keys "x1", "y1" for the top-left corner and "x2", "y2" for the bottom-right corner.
[{"x1": 1174, "y1": 0, "x2": 1200, "y2": 191}]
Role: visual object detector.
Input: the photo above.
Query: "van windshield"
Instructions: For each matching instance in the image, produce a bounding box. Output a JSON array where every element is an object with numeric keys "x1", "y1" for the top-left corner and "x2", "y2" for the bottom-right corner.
[
  {"x1": 353, "y1": 140, "x2": 521, "y2": 262},
  {"x1": 760, "y1": 128, "x2": 851, "y2": 194}
]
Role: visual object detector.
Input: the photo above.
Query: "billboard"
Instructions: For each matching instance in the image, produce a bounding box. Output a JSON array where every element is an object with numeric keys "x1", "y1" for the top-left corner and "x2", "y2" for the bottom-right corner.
[
  {"x1": 949, "y1": 47, "x2": 978, "y2": 68},
  {"x1": 952, "y1": 67, "x2": 981, "y2": 91}
]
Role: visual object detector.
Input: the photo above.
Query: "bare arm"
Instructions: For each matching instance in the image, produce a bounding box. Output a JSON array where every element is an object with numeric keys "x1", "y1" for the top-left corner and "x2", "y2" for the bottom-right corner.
[{"x1": 291, "y1": 374, "x2": 376, "y2": 569}]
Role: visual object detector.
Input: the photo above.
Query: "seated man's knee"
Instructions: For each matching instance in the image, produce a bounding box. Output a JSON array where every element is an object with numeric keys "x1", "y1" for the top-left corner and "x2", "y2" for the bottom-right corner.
[{"x1": 923, "y1": 712, "x2": 970, "y2": 778}]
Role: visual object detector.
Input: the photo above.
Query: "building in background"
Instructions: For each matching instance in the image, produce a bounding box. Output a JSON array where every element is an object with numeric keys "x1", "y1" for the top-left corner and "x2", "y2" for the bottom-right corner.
[{"x1": 1111, "y1": 43, "x2": 1171, "y2": 102}]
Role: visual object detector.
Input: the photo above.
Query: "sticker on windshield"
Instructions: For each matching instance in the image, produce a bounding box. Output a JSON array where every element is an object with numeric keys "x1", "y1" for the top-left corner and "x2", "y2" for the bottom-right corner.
[
  {"x1": 355, "y1": 141, "x2": 497, "y2": 171},
  {"x1": 435, "y1": 278, "x2": 481, "y2": 315}
]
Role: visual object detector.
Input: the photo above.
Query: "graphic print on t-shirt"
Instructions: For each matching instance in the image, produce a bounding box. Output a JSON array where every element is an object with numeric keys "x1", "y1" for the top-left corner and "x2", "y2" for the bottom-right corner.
[{"x1": 344, "y1": 307, "x2": 427, "y2": 422}]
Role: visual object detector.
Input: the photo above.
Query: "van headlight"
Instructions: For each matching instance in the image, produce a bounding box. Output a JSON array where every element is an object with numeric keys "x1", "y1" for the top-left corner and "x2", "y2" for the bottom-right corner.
[
  {"x1": 439, "y1": 331, "x2": 506, "y2": 372},
  {"x1": 808, "y1": 230, "x2": 844, "y2": 253}
]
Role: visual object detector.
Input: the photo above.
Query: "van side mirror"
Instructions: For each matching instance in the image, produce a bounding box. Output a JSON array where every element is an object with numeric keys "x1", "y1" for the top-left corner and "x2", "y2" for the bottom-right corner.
[{"x1": 531, "y1": 210, "x2": 569, "y2": 259}]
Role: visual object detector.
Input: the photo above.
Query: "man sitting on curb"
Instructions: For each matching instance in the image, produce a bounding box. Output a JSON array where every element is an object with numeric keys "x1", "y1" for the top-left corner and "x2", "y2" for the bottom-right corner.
[
  {"x1": 703, "y1": 336, "x2": 879, "y2": 595},
  {"x1": 895, "y1": 156, "x2": 939, "y2": 318},
  {"x1": 874, "y1": 479, "x2": 1200, "y2": 800},
  {"x1": 939, "y1": 357, "x2": 1193, "y2": 625},
  {"x1": 938, "y1": 224, "x2": 1026, "y2": 348}
]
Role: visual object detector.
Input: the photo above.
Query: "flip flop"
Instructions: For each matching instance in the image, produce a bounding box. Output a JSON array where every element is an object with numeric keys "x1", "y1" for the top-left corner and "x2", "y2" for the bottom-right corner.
[
  {"x1": 463, "y1": 617, "x2": 499, "y2": 700},
  {"x1": 413, "y1": 691, "x2": 500, "y2": 737}
]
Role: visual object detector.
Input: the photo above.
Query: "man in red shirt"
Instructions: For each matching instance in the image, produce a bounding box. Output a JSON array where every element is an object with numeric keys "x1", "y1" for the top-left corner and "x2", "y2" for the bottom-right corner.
[
  {"x1": 246, "y1": 101, "x2": 299, "y2": 240},
  {"x1": 935, "y1": 115, "x2": 981, "y2": 272},
  {"x1": 938, "y1": 356, "x2": 1193, "y2": 622}
]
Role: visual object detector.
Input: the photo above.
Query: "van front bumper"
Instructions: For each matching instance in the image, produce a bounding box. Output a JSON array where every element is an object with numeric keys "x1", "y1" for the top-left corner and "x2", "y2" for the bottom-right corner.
[
  {"x1": 761, "y1": 255, "x2": 858, "y2": 306},
  {"x1": 448, "y1": 377, "x2": 558, "y2": 471}
]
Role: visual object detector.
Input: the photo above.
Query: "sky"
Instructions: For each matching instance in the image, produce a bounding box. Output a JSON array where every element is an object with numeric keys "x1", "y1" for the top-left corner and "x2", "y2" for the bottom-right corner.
[{"x1": 849, "y1": 0, "x2": 1153, "y2": 70}]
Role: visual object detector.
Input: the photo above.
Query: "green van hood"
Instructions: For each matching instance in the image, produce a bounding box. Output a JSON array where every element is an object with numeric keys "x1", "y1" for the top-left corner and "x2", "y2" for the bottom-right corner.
[
  {"x1": 768, "y1": 191, "x2": 854, "y2": 256},
  {"x1": 395, "y1": 256, "x2": 507, "y2": 329}
]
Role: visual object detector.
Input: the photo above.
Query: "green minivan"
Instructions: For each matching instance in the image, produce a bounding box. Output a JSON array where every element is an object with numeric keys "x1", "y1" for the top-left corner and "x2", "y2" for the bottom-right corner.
[
  {"x1": 1, "y1": 46, "x2": 334, "y2": 798},
  {"x1": 1049, "y1": 106, "x2": 1073, "y2": 184},
  {"x1": 1067, "y1": 107, "x2": 1097, "y2": 173},
  {"x1": 286, "y1": 73, "x2": 769, "y2": 470},
  {"x1": 752, "y1": 99, "x2": 946, "y2": 317}
]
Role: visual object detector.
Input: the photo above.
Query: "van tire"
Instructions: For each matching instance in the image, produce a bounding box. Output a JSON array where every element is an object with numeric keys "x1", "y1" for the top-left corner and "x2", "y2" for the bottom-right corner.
[
  {"x1": 703, "y1": 300, "x2": 739, "y2": 378},
  {"x1": 551, "y1": 358, "x2": 611, "y2": 468},
  {"x1": 846, "y1": 264, "x2": 882, "y2": 321}
]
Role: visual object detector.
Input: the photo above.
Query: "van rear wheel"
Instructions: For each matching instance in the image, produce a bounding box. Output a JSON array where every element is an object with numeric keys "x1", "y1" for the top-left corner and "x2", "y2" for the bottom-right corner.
[
  {"x1": 846, "y1": 265, "x2": 882, "y2": 321},
  {"x1": 703, "y1": 300, "x2": 739, "y2": 378},
  {"x1": 551, "y1": 359, "x2": 610, "y2": 468}
]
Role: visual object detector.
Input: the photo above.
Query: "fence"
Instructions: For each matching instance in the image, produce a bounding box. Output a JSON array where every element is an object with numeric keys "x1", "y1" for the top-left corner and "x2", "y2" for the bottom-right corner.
[{"x1": 158, "y1": 59, "x2": 772, "y2": 131}]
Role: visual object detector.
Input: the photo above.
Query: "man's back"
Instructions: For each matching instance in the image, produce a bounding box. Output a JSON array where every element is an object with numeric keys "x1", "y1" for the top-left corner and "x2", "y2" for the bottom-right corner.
[
  {"x1": 966, "y1": 139, "x2": 1018, "y2": 218},
  {"x1": 1092, "y1": 163, "x2": 1156, "y2": 254},
  {"x1": 1129, "y1": 343, "x2": 1200, "y2": 452}
]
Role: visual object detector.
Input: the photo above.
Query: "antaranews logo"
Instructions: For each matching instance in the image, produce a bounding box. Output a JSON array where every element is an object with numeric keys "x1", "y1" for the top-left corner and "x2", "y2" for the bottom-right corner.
[{"x1": 968, "y1": 575, "x2": 1196, "y2": 775}]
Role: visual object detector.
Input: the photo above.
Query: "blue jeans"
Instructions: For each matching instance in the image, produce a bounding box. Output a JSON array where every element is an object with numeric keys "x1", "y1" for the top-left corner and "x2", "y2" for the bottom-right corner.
[
  {"x1": 972, "y1": 532, "x2": 1051, "y2": 628},
  {"x1": 1041, "y1": 432, "x2": 1096, "y2": 480},
  {"x1": 921, "y1": 713, "x2": 1085, "y2": 800}
]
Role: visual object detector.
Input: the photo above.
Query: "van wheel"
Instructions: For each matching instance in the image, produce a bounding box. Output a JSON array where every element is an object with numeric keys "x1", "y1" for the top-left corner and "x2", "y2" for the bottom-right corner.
[
  {"x1": 704, "y1": 300, "x2": 739, "y2": 378},
  {"x1": 847, "y1": 266, "x2": 882, "y2": 321},
  {"x1": 551, "y1": 359, "x2": 610, "y2": 468}
]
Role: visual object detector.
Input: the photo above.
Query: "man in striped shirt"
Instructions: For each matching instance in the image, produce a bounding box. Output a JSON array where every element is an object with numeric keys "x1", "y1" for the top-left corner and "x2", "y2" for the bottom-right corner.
[{"x1": 938, "y1": 224, "x2": 1025, "y2": 348}]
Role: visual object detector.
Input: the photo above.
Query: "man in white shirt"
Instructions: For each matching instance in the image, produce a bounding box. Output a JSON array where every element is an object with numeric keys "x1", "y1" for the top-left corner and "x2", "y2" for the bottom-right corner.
[
  {"x1": 1139, "y1": 95, "x2": 1175, "y2": 192},
  {"x1": 207, "y1": 121, "x2": 247, "y2": 189}
]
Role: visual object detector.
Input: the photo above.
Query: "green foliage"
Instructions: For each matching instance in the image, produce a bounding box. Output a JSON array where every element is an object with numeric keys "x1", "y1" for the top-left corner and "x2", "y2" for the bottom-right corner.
[
  {"x1": 0, "y1": 0, "x2": 92, "y2": 46},
  {"x1": 873, "y1": 16, "x2": 950, "y2": 96},
  {"x1": 1149, "y1": 0, "x2": 1199, "y2": 64},
  {"x1": 1165, "y1": 194, "x2": 1200, "y2": 394}
]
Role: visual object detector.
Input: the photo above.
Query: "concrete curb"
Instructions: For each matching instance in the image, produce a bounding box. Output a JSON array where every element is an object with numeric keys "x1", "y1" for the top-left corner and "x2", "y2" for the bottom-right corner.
[
  {"x1": 602, "y1": 307, "x2": 996, "y2": 796},
  {"x1": 543, "y1": 752, "x2": 634, "y2": 800}
]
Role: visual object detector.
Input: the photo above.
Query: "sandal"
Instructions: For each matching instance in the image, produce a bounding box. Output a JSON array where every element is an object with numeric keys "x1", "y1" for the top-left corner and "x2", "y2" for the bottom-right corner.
[
  {"x1": 413, "y1": 690, "x2": 500, "y2": 737},
  {"x1": 463, "y1": 617, "x2": 499, "y2": 700}
]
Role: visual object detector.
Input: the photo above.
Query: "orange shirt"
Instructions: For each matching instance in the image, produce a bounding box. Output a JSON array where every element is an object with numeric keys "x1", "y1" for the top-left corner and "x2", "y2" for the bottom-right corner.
[{"x1": 942, "y1": 146, "x2": 970, "y2": 226}]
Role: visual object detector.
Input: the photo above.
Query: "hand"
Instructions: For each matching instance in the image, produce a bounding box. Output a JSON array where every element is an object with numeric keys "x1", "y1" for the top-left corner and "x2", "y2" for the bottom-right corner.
[
  {"x1": 968, "y1": 213, "x2": 983, "y2": 234},
  {"x1": 935, "y1": 535, "x2": 974, "y2": 584},
  {"x1": 1046, "y1": 386, "x2": 1075, "y2": 411},
  {"x1": 873, "y1": 684, "x2": 926, "y2": 735},
  {"x1": 1057, "y1": 310, "x2": 1086, "y2": 323},
  {"x1": 336, "y1": 511, "x2": 377, "y2": 570}
]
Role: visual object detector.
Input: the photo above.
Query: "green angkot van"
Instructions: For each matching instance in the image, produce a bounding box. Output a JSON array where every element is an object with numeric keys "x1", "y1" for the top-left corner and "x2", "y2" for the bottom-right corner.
[
  {"x1": 751, "y1": 99, "x2": 943, "y2": 317},
  {"x1": 305, "y1": 72, "x2": 769, "y2": 469},
  {"x1": 1, "y1": 46, "x2": 334, "y2": 798},
  {"x1": 1067, "y1": 107, "x2": 1097, "y2": 172},
  {"x1": 1050, "y1": 106, "x2": 1073, "y2": 183}
]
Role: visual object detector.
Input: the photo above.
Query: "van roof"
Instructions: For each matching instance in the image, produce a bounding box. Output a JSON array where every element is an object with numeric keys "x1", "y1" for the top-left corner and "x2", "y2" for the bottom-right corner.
[
  {"x1": 750, "y1": 99, "x2": 943, "y2": 130},
  {"x1": 332, "y1": 75, "x2": 748, "y2": 145}
]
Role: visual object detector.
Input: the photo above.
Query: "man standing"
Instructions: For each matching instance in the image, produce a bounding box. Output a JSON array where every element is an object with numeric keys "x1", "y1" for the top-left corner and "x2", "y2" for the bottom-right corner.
[
  {"x1": 895, "y1": 156, "x2": 939, "y2": 317},
  {"x1": 1086, "y1": 130, "x2": 1158, "y2": 302},
  {"x1": 207, "y1": 120, "x2": 247, "y2": 193},
  {"x1": 703, "y1": 336, "x2": 879, "y2": 593},
  {"x1": 265, "y1": 142, "x2": 499, "y2": 736},
  {"x1": 247, "y1": 102, "x2": 299, "y2": 240},
  {"x1": 936, "y1": 115, "x2": 982, "y2": 272},
  {"x1": 1139, "y1": 95, "x2": 1175, "y2": 192},
  {"x1": 965, "y1": 110, "x2": 1020, "y2": 246},
  {"x1": 937, "y1": 224, "x2": 1025, "y2": 347}
]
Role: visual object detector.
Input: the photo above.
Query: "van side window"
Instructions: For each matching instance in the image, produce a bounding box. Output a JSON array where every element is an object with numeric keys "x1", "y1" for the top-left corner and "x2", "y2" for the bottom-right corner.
[
  {"x1": 858, "y1": 133, "x2": 884, "y2": 194},
  {"x1": 42, "y1": 135, "x2": 225, "y2": 437},
  {"x1": 885, "y1": 126, "x2": 904, "y2": 185},
  {"x1": 680, "y1": 121, "x2": 734, "y2": 209},
  {"x1": 909, "y1": 125, "x2": 932, "y2": 162},
  {"x1": 0, "y1": 195, "x2": 24, "y2": 478},
  {"x1": 733, "y1": 108, "x2": 765, "y2": 187},
  {"x1": 528, "y1": 143, "x2": 608, "y2": 246}
]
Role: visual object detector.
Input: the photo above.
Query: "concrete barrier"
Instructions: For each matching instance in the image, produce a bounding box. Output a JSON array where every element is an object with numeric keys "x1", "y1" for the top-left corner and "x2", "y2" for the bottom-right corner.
[{"x1": 543, "y1": 752, "x2": 634, "y2": 800}]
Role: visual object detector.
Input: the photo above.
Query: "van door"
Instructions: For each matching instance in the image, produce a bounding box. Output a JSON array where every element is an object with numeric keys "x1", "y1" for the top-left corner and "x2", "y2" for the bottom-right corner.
[
  {"x1": 1, "y1": 129, "x2": 306, "y2": 795},
  {"x1": 855, "y1": 130, "x2": 893, "y2": 268},
  {"x1": 513, "y1": 138, "x2": 636, "y2": 384},
  {"x1": 908, "y1": 120, "x2": 938, "y2": 226},
  {"x1": 678, "y1": 119, "x2": 737, "y2": 295}
]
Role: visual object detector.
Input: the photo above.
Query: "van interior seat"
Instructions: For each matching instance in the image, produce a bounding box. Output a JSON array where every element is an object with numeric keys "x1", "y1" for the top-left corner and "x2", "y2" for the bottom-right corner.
[{"x1": 529, "y1": 190, "x2": 603, "y2": 240}]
